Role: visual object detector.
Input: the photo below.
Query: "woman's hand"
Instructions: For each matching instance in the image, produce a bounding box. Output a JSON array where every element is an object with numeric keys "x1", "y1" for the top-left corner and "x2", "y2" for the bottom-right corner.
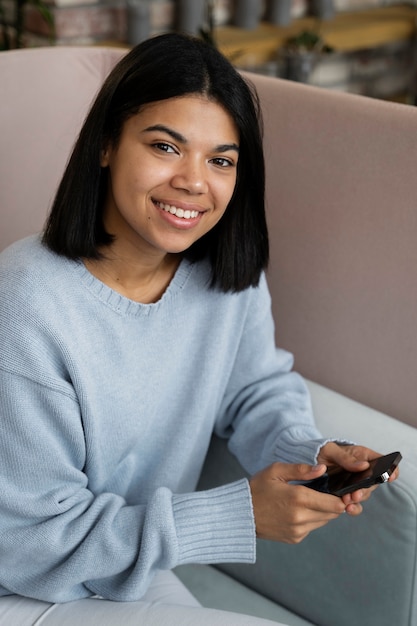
[
  {"x1": 250, "y1": 462, "x2": 346, "y2": 544},
  {"x1": 317, "y1": 442, "x2": 400, "y2": 515}
]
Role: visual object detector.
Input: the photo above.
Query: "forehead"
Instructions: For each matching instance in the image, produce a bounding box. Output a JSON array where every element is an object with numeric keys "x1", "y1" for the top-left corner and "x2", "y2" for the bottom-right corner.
[{"x1": 129, "y1": 95, "x2": 239, "y2": 142}]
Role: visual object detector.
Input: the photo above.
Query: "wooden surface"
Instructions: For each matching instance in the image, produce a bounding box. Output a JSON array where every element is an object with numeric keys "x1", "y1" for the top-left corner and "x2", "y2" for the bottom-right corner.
[{"x1": 215, "y1": 5, "x2": 417, "y2": 66}]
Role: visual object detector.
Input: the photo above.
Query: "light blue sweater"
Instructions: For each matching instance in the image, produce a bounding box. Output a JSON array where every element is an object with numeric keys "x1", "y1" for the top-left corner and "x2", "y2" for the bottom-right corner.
[{"x1": 0, "y1": 236, "x2": 326, "y2": 603}]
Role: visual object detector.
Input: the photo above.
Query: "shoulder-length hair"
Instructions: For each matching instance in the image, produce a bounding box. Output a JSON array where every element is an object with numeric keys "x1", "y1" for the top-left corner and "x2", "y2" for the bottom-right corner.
[{"x1": 42, "y1": 33, "x2": 268, "y2": 292}]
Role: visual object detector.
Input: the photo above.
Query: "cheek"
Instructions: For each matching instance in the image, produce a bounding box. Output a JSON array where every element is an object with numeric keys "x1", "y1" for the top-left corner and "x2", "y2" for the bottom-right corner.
[
  {"x1": 120, "y1": 160, "x2": 169, "y2": 195},
  {"x1": 109, "y1": 162, "x2": 145, "y2": 200}
]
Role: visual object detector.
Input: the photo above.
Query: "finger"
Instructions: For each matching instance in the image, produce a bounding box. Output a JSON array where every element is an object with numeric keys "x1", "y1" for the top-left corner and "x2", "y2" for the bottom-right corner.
[
  {"x1": 342, "y1": 488, "x2": 365, "y2": 504},
  {"x1": 297, "y1": 484, "x2": 346, "y2": 516},
  {"x1": 342, "y1": 480, "x2": 383, "y2": 508},
  {"x1": 270, "y1": 489, "x2": 345, "y2": 543},
  {"x1": 269, "y1": 461, "x2": 328, "y2": 484},
  {"x1": 319, "y1": 442, "x2": 374, "y2": 472},
  {"x1": 345, "y1": 502, "x2": 363, "y2": 516},
  {"x1": 334, "y1": 445, "x2": 371, "y2": 471}
]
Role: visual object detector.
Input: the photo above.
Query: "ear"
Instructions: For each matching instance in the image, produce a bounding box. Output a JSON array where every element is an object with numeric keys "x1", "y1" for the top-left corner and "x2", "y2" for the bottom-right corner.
[{"x1": 100, "y1": 145, "x2": 110, "y2": 167}]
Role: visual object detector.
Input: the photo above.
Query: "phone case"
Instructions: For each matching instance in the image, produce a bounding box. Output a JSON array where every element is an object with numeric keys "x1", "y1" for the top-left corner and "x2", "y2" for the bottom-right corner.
[{"x1": 305, "y1": 451, "x2": 402, "y2": 496}]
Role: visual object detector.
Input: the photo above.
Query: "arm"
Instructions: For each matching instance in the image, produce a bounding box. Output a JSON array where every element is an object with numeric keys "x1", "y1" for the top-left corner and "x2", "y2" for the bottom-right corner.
[
  {"x1": 214, "y1": 275, "x2": 392, "y2": 541},
  {"x1": 0, "y1": 369, "x2": 256, "y2": 603},
  {"x1": 214, "y1": 274, "x2": 332, "y2": 473}
]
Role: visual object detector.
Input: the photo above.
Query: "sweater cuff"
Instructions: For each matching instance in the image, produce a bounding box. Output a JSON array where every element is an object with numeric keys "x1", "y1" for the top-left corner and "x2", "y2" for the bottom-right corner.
[
  {"x1": 172, "y1": 479, "x2": 256, "y2": 566},
  {"x1": 275, "y1": 426, "x2": 354, "y2": 465}
]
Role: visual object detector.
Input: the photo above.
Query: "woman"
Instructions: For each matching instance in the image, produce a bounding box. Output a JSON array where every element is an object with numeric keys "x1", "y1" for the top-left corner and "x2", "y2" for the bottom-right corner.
[{"x1": 0, "y1": 33, "x2": 394, "y2": 625}]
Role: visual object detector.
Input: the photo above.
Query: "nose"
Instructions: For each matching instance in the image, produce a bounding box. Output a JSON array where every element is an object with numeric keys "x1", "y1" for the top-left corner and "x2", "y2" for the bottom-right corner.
[{"x1": 171, "y1": 157, "x2": 209, "y2": 195}]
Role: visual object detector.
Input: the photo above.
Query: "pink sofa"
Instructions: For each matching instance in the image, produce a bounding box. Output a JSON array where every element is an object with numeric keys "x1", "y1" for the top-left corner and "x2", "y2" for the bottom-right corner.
[{"x1": 1, "y1": 45, "x2": 416, "y2": 626}]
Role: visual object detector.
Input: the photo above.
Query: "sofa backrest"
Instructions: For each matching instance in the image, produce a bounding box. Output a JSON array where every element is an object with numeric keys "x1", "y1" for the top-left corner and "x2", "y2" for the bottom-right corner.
[
  {"x1": 0, "y1": 46, "x2": 126, "y2": 251},
  {"x1": 248, "y1": 73, "x2": 417, "y2": 429},
  {"x1": 1, "y1": 46, "x2": 416, "y2": 428}
]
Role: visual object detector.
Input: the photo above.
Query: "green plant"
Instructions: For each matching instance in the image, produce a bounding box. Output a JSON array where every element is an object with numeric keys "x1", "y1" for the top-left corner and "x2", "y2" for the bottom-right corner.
[
  {"x1": 279, "y1": 28, "x2": 334, "y2": 84},
  {"x1": 0, "y1": 0, "x2": 54, "y2": 50},
  {"x1": 284, "y1": 29, "x2": 333, "y2": 54}
]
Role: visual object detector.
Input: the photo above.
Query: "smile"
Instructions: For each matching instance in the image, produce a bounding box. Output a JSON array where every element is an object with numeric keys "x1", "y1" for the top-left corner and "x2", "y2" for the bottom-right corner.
[{"x1": 154, "y1": 201, "x2": 200, "y2": 220}]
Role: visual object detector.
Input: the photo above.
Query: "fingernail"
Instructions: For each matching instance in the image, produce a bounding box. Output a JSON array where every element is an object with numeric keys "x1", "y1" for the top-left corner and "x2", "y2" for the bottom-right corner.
[{"x1": 312, "y1": 464, "x2": 326, "y2": 472}]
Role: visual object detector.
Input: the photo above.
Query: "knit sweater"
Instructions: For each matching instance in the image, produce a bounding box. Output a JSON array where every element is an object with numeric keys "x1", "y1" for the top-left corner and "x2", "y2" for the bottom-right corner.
[{"x1": 0, "y1": 235, "x2": 326, "y2": 603}]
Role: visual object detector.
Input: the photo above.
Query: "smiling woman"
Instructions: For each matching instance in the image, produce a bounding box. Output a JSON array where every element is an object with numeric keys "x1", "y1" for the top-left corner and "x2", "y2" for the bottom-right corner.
[
  {"x1": 95, "y1": 94, "x2": 240, "y2": 293},
  {"x1": 0, "y1": 32, "x2": 394, "y2": 626},
  {"x1": 43, "y1": 33, "x2": 267, "y2": 294}
]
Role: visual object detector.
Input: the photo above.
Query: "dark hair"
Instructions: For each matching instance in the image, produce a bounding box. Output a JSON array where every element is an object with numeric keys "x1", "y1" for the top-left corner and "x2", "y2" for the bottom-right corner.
[{"x1": 42, "y1": 33, "x2": 268, "y2": 292}]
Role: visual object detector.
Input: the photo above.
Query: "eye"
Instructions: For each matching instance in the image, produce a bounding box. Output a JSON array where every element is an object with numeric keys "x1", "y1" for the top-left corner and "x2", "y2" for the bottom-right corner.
[
  {"x1": 210, "y1": 156, "x2": 235, "y2": 168},
  {"x1": 153, "y1": 142, "x2": 178, "y2": 154}
]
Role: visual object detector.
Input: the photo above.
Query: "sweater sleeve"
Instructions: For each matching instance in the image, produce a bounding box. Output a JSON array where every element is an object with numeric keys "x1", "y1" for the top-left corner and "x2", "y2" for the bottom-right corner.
[
  {"x1": 214, "y1": 274, "x2": 329, "y2": 475},
  {"x1": 0, "y1": 369, "x2": 255, "y2": 603}
]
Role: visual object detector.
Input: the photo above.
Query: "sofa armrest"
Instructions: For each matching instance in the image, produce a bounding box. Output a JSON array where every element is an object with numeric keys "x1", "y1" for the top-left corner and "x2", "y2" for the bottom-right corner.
[{"x1": 198, "y1": 381, "x2": 417, "y2": 626}]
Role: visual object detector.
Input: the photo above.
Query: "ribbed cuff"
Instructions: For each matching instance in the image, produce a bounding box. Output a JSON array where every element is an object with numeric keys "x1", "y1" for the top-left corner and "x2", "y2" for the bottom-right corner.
[
  {"x1": 273, "y1": 424, "x2": 326, "y2": 464},
  {"x1": 172, "y1": 479, "x2": 256, "y2": 566},
  {"x1": 275, "y1": 429, "x2": 355, "y2": 465}
]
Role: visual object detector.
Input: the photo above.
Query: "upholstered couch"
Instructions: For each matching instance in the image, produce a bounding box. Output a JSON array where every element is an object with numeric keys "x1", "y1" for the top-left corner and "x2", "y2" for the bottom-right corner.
[{"x1": 1, "y1": 46, "x2": 416, "y2": 626}]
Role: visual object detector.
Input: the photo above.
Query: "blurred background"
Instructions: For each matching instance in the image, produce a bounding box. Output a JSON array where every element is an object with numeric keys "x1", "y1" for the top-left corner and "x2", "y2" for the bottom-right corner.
[{"x1": 1, "y1": 0, "x2": 417, "y2": 103}]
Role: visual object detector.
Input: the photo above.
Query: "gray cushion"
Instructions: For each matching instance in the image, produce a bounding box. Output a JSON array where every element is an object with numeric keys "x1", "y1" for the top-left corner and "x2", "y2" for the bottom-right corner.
[{"x1": 175, "y1": 564, "x2": 315, "y2": 625}]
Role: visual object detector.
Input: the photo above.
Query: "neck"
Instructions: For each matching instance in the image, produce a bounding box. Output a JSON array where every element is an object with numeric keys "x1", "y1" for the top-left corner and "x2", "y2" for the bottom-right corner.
[{"x1": 84, "y1": 250, "x2": 181, "y2": 304}]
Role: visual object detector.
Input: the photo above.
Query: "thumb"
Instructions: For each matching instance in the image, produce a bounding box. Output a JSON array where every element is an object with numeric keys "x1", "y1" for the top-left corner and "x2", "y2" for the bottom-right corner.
[
  {"x1": 321, "y1": 443, "x2": 370, "y2": 472},
  {"x1": 272, "y1": 462, "x2": 327, "y2": 483}
]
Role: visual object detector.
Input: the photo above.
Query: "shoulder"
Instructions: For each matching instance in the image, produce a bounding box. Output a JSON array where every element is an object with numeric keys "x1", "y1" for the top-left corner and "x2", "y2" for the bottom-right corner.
[
  {"x1": 1, "y1": 234, "x2": 60, "y2": 274},
  {"x1": 0, "y1": 236, "x2": 73, "y2": 312},
  {"x1": 0, "y1": 237, "x2": 79, "y2": 387}
]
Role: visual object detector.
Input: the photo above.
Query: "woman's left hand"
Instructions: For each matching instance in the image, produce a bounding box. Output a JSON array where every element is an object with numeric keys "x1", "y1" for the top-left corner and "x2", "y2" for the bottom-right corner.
[{"x1": 317, "y1": 442, "x2": 400, "y2": 516}]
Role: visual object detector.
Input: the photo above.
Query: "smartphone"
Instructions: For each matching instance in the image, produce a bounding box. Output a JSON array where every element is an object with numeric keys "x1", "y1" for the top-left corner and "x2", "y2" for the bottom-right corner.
[{"x1": 304, "y1": 451, "x2": 402, "y2": 497}]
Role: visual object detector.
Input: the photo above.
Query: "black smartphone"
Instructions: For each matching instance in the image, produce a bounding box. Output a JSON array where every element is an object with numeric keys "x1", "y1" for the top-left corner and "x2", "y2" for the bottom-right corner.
[{"x1": 304, "y1": 451, "x2": 402, "y2": 497}]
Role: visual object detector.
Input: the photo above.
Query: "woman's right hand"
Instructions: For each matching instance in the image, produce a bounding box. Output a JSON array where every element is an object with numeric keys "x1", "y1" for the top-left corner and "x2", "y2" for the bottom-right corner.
[{"x1": 249, "y1": 462, "x2": 346, "y2": 544}]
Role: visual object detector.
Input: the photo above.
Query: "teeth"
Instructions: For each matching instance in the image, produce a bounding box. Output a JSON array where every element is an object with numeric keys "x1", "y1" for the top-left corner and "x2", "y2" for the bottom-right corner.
[{"x1": 157, "y1": 201, "x2": 199, "y2": 219}]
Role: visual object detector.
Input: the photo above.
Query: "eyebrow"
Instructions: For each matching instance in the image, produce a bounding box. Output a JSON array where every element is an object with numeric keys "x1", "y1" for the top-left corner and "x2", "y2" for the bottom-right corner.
[{"x1": 143, "y1": 124, "x2": 240, "y2": 154}]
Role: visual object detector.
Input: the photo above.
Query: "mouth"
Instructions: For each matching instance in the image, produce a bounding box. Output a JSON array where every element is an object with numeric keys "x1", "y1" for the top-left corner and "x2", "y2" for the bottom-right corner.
[{"x1": 154, "y1": 200, "x2": 201, "y2": 220}]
